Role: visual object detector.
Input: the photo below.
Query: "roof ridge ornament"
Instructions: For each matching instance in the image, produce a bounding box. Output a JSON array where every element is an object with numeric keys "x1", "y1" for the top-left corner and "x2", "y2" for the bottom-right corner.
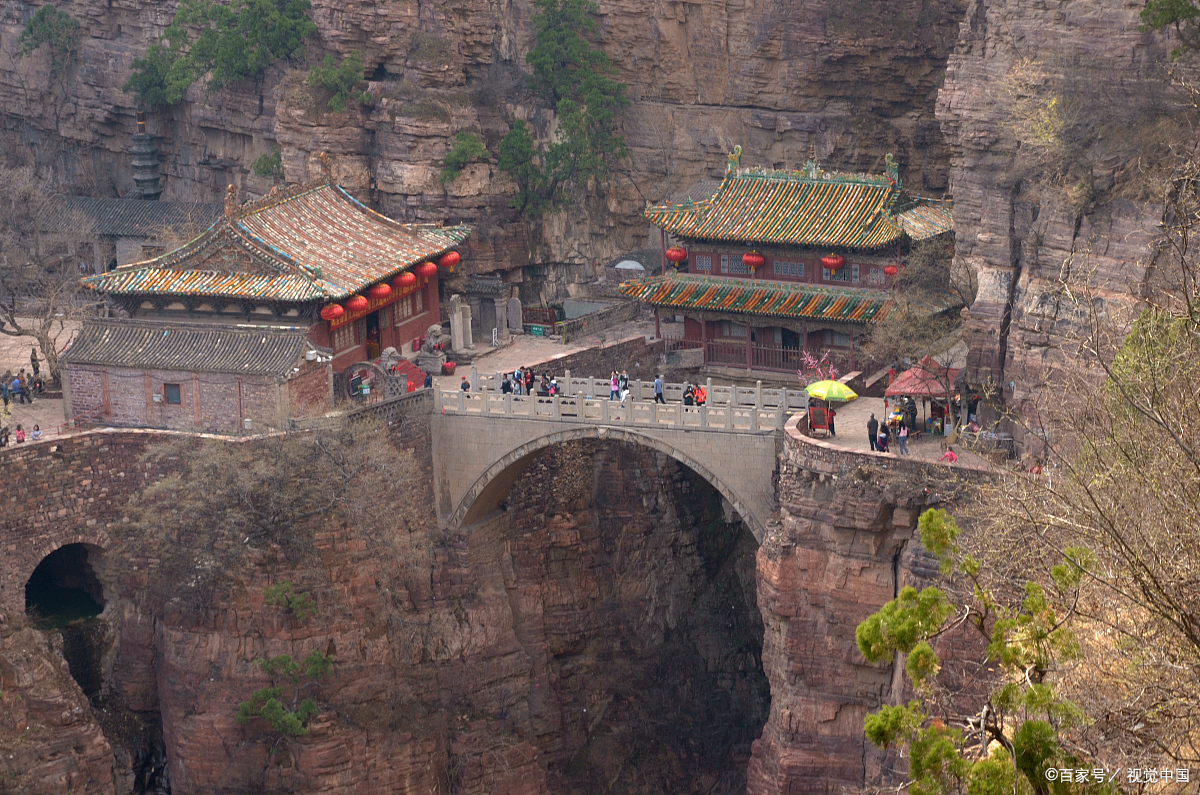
[
  {"x1": 224, "y1": 184, "x2": 239, "y2": 219},
  {"x1": 318, "y1": 151, "x2": 333, "y2": 184},
  {"x1": 726, "y1": 145, "x2": 742, "y2": 175}
]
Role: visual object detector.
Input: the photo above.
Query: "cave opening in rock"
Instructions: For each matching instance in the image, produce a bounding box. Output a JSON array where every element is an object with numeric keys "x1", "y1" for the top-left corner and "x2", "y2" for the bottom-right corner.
[
  {"x1": 479, "y1": 439, "x2": 771, "y2": 794},
  {"x1": 25, "y1": 543, "x2": 108, "y2": 696}
]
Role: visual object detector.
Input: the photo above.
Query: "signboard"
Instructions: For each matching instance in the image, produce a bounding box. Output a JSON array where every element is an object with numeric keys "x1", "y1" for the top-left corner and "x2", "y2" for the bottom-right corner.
[
  {"x1": 531, "y1": 324, "x2": 545, "y2": 336},
  {"x1": 329, "y1": 277, "x2": 427, "y2": 331},
  {"x1": 809, "y1": 406, "x2": 828, "y2": 430}
]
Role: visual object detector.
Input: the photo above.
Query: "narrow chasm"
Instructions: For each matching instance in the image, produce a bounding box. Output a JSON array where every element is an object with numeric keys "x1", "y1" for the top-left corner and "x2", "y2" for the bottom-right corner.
[{"x1": 498, "y1": 439, "x2": 769, "y2": 794}]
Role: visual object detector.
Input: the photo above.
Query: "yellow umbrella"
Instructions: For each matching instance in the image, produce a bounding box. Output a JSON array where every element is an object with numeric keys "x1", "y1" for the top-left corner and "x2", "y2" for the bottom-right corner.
[{"x1": 805, "y1": 380, "x2": 858, "y2": 403}]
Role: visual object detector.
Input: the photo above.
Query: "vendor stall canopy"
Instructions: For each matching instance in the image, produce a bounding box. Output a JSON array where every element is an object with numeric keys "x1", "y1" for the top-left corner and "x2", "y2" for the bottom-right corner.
[{"x1": 885, "y1": 355, "x2": 962, "y2": 398}]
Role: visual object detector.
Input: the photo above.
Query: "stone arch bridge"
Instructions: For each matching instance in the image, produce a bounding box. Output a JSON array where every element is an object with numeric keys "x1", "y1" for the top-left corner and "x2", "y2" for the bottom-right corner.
[{"x1": 430, "y1": 379, "x2": 802, "y2": 541}]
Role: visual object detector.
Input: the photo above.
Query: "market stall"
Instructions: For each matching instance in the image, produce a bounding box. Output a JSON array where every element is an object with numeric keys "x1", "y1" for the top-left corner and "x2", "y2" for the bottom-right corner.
[{"x1": 884, "y1": 355, "x2": 961, "y2": 437}]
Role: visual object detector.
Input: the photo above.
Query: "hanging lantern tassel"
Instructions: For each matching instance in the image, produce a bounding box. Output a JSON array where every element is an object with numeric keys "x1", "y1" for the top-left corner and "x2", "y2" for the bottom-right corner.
[{"x1": 438, "y1": 251, "x2": 461, "y2": 272}]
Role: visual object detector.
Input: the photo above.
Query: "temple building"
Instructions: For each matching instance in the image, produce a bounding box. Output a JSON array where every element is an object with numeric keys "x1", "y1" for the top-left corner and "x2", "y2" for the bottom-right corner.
[
  {"x1": 63, "y1": 165, "x2": 469, "y2": 432},
  {"x1": 621, "y1": 147, "x2": 952, "y2": 372}
]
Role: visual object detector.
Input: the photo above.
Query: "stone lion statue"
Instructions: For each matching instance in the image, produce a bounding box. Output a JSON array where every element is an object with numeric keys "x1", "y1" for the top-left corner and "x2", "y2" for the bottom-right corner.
[{"x1": 420, "y1": 324, "x2": 444, "y2": 355}]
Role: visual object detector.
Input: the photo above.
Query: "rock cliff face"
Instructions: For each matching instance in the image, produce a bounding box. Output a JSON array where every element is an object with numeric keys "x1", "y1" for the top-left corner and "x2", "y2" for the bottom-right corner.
[
  {"x1": 1, "y1": 424, "x2": 772, "y2": 794},
  {"x1": 0, "y1": 0, "x2": 964, "y2": 299},
  {"x1": 744, "y1": 435, "x2": 951, "y2": 794},
  {"x1": 937, "y1": 0, "x2": 1182, "y2": 410}
]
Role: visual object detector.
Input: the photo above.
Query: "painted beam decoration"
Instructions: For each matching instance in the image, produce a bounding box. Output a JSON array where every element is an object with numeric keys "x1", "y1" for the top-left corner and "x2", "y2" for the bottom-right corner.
[{"x1": 620, "y1": 273, "x2": 896, "y2": 323}]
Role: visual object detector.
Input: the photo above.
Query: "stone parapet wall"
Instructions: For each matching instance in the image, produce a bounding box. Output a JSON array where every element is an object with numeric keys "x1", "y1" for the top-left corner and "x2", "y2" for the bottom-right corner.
[{"x1": 524, "y1": 335, "x2": 666, "y2": 381}]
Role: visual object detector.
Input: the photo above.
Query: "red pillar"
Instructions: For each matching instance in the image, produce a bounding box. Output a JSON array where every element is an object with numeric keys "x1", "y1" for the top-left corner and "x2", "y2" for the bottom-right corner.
[{"x1": 745, "y1": 320, "x2": 752, "y2": 371}]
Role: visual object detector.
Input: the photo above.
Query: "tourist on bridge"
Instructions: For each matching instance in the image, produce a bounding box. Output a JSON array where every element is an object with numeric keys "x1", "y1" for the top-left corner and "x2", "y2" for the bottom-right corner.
[
  {"x1": 610, "y1": 371, "x2": 620, "y2": 400},
  {"x1": 524, "y1": 368, "x2": 535, "y2": 395},
  {"x1": 460, "y1": 375, "x2": 471, "y2": 392},
  {"x1": 424, "y1": 371, "x2": 433, "y2": 389},
  {"x1": 501, "y1": 375, "x2": 513, "y2": 394},
  {"x1": 653, "y1": 375, "x2": 665, "y2": 404},
  {"x1": 867, "y1": 413, "x2": 879, "y2": 451},
  {"x1": 618, "y1": 370, "x2": 629, "y2": 395},
  {"x1": 683, "y1": 384, "x2": 695, "y2": 405},
  {"x1": 512, "y1": 367, "x2": 523, "y2": 395},
  {"x1": 694, "y1": 383, "x2": 706, "y2": 406},
  {"x1": 539, "y1": 373, "x2": 550, "y2": 395}
]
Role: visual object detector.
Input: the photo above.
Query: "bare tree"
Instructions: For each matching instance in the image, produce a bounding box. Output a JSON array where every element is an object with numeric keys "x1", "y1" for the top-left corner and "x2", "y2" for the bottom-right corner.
[{"x1": 0, "y1": 162, "x2": 103, "y2": 385}]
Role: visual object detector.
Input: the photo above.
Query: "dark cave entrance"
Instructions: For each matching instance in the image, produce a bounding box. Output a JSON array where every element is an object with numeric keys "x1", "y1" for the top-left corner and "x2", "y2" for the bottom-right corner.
[
  {"x1": 477, "y1": 439, "x2": 771, "y2": 795},
  {"x1": 25, "y1": 543, "x2": 107, "y2": 697}
]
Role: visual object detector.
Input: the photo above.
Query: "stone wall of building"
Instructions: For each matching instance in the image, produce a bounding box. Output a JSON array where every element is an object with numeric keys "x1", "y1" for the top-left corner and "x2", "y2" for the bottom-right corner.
[{"x1": 65, "y1": 363, "x2": 333, "y2": 432}]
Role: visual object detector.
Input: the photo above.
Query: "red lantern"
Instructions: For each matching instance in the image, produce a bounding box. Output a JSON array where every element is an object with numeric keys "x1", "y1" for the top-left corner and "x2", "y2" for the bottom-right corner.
[
  {"x1": 438, "y1": 251, "x2": 461, "y2": 272},
  {"x1": 665, "y1": 246, "x2": 688, "y2": 263},
  {"x1": 417, "y1": 261, "x2": 438, "y2": 279},
  {"x1": 394, "y1": 271, "x2": 417, "y2": 289},
  {"x1": 821, "y1": 254, "x2": 845, "y2": 270},
  {"x1": 368, "y1": 283, "x2": 392, "y2": 300},
  {"x1": 884, "y1": 264, "x2": 899, "y2": 277},
  {"x1": 743, "y1": 251, "x2": 765, "y2": 272},
  {"x1": 320, "y1": 304, "x2": 344, "y2": 321},
  {"x1": 346, "y1": 295, "x2": 369, "y2": 312}
]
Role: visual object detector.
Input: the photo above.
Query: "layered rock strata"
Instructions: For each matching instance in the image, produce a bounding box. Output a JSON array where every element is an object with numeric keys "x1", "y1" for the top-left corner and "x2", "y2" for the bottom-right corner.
[
  {"x1": 1, "y1": 0, "x2": 965, "y2": 297},
  {"x1": 937, "y1": 0, "x2": 1182, "y2": 410}
]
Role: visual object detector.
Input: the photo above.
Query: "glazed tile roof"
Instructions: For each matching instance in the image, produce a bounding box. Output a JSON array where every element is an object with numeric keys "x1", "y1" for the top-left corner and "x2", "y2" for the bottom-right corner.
[
  {"x1": 645, "y1": 150, "x2": 906, "y2": 251},
  {"x1": 63, "y1": 318, "x2": 318, "y2": 377},
  {"x1": 895, "y1": 200, "x2": 954, "y2": 241},
  {"x1": 62, "y1": 197, "x2": 223, "y2": 238},
  {"x1": 619, "y1": 274, "x2": 894, "y2": 324},
  {"x1": 81, "y1": 182, "x2": 470, "y2": 303}
]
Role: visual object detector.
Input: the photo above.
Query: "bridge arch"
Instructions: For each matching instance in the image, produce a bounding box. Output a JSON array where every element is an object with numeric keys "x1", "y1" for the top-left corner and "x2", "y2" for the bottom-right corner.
[{"x1": 452, "y1": 425, "x2": 764, "y2": 541}]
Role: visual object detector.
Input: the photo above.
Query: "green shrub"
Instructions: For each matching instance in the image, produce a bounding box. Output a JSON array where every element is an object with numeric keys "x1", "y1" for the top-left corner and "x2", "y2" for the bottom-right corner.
[
  {"x1": 263, "y1": 580, "x2": 315, "y2": 621},
  {"x1": 251, "y1": 146, "x2": 283, "y2": 178},
  {"x1": 124, "y1": 0, "x2": 317, "y2": 106},
  {"x1": 496, "y1": 0, "x2": 627, "y2": 215},
  {"x1": 18, "y1": 5, "x2": 81, "y2": 78},
  {"x1": 307, "y1": 50, "x2": 372, "y2": 112},
  {"x1": 440, "y1": 132, "x2": 491, "y2": 183},
  {"x1": 236, "y1": 650, "x2": 333, "y2": 739}
]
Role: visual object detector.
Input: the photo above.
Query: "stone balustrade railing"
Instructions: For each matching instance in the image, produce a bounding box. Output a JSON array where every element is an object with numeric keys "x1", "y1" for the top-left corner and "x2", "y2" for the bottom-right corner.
[
  {"x1": 464, "y1": 367, "x2": 809, "y2": 412},
  {"x1": 435, "y1": 389, "x2": 786, "y2": 432}
]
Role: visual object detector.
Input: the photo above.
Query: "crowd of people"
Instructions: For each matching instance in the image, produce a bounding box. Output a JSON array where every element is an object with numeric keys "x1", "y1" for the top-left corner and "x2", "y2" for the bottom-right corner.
[
  {"x1": 2, "y1": 349, "x2": 44, "y2": 407},
  {"x1": 474, "y1": 369, "x2": 710, "y2": 407}
]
